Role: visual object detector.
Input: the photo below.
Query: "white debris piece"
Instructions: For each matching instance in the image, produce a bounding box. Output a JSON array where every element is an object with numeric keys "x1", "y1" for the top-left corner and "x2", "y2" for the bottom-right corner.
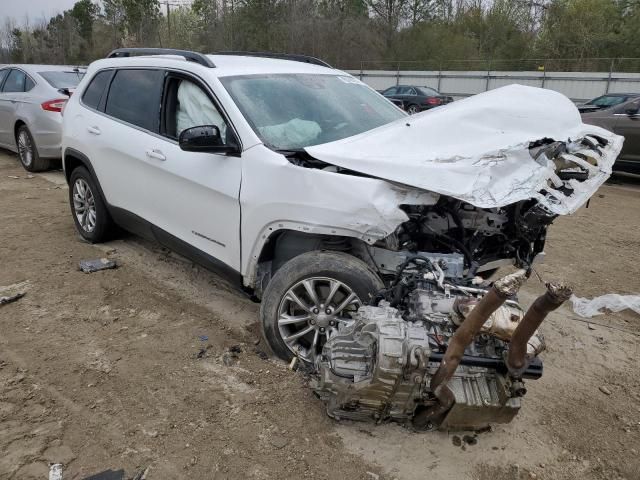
[
  {"x1": 570, "y1": 294, "x2": 640, "y2": 318},
  {"x1": 49, "y1": 463, "x2": 63, "y2": 480}
]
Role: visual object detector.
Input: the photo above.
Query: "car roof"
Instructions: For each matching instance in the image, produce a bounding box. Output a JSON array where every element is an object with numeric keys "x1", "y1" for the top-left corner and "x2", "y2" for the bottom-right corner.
[
  {"x1": 86, "y1": 54, "x2": 342, "y2": 78},
  {"x1": 599, "y1": 92, "x2": 640, "y2": 97},
  {"x1": 0, "y1": 64, "x2": 86, "y2": 72}
]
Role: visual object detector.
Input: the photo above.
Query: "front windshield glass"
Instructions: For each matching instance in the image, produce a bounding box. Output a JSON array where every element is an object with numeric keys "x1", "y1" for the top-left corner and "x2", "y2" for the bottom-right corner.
[
  {"x1": 38, "y1": 71, "x2": 85, "y2": 89},
  {"x1": 588, "y1": 95, "x2": 627, "y2": 107},
  {"x1": 220, "y1": 74, "x2": 406, "y2": 150}
]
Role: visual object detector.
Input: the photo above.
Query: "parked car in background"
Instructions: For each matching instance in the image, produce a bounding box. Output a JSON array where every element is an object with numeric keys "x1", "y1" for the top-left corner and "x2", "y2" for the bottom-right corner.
[
  {"x1": 582, "y1": 96, "x2": 640, "y2": 174},
  {"x1": 0, "y1": 65, "x2": 85, "y2": 171},
  {"x1": 577, "y1": 93, "x2": 640, "y2": 113},
  {"x1": 381, "y1": 85, "x2": 453, "y2": 114}
]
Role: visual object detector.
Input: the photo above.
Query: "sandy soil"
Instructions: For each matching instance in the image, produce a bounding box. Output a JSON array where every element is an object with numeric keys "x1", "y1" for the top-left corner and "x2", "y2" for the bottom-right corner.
[{"x1": 0, "y1": 150, "x2": 638, "y2": 480}]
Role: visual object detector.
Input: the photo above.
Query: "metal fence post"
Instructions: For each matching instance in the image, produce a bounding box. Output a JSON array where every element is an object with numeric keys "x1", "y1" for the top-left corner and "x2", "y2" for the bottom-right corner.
[
  {"x1": 541, "y1": 68, "x2": 546, "y2": 89},
  {"x1": 437, "y1": 61, "x2": 442, "y2": 91},
  {"x1": 605, "y1": 59, "x2": 615, "y2": 93},
  {"x1": 396, "y1": 62, "x2": 400, "y2": 86},
  {"x1": 359, "y1": 61, "x2": 363, "y2": 81},
  {"x1": 485, "y1": 60, "x2": 491, "y2": 92}
]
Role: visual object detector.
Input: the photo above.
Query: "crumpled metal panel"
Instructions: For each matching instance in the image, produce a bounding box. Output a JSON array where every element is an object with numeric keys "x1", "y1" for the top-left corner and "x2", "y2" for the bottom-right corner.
[{"x1": 306, "y1": 84, "x2": 623, "y2": 215}]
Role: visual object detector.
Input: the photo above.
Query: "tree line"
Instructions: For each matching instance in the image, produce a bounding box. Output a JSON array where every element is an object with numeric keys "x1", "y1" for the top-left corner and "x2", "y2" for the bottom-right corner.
[{"x1": 2, "y1": 0, "x2": 640, "y2": 71}]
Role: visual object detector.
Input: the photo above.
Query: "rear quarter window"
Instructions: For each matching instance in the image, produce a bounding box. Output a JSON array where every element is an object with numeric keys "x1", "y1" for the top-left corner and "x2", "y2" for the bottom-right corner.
[
  {"x1": 82, "y1": 70, "x2": 113, "y2": 110},
  {"x1": 0, "y1": 69, "x2": 10, "y2": 89},
  {"x1": 104, "y1": 69, "x2": 164, "y2": 132}
]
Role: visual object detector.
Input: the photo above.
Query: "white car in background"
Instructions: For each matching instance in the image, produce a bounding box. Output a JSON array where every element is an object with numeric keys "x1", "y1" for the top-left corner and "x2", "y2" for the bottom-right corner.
[
  {"x1": 61, "y1": 48, "x2": 621, "y2": 363},
  {"x1": 0, "y1": 64, "x2": 85, "y2": 171}
]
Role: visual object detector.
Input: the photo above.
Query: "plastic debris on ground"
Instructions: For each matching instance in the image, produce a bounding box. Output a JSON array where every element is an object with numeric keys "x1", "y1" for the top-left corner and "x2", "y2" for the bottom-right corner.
[
  {"x1": 49, "y1": 463, "x2": 63, "y2": 480},
  {"x1": 0, "y1": 280, "x2": 29, "y2": 306},
  {"x1": 79, "y1": 258, "x2": 117, "y2": 273},
  {"x1": 570, "y1": 294, "x2": 640, "y2": 318}
]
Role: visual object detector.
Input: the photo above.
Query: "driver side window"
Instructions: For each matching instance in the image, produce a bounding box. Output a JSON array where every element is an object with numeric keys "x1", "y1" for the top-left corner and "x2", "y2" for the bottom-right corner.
[{"x1": 163, "y1": 76, "x2": 228, "y2": 142}]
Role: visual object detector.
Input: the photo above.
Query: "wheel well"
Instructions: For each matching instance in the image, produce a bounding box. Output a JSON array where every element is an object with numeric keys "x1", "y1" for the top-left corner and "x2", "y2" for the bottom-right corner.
[
  {"x1": 63, "y1": 152, "x2": 86, "y2": 183},
  {"x1": 253, "y1": 230, "x2": 374, "y2": 298},
  {"x1": 14, "y1": 120, "x2": 25, "y2": 141}
]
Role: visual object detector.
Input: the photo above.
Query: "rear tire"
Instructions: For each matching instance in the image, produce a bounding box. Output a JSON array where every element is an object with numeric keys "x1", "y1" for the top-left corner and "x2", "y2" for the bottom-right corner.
[
  {"x1": 68, "y1": 166, "x2": 114, "y2": 243},
  {"x1": 406, "y1": 104, "x2": 420, "y2": 115},
  {"x1": 16, "y1": 125, "x2": 50, "y2": 172},
  {"x1": 260, "y1": 250, "x2": 383, "y2": 363}
]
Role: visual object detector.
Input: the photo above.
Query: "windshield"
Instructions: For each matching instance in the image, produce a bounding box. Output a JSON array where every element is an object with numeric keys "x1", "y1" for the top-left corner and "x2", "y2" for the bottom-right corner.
[
  {"x1": 220, "y1": 74, "x2": 405, "y2": 150},
  {"x1": 417, "y1": 86, "x2": 439, "y2": 96},
  {"x1": 587, "y1": 95, "x2": 627, "y2": 107},
  {"x1": 38, "y1": 71, "x2": 85, "y2": 89}
]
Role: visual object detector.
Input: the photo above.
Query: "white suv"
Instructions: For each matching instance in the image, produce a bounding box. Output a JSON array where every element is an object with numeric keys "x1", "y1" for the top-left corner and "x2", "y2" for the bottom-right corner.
[{"x1": 62, "y1": 48, "x2": 621, "y2": 362}]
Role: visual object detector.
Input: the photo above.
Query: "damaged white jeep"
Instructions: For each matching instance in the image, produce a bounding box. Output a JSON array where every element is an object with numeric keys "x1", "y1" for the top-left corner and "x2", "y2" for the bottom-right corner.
[{"x1": 62, "y1": 49, "x2": 622, "y2": 431}]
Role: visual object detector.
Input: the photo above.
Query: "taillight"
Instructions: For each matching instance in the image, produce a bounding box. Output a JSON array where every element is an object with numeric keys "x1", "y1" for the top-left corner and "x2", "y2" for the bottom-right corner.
[
  {"x1": 425, "y1": 97, "x2": 442, "y2": 106},
  {"x1": 41, "y1": 98, "x2": 68, "y2": 113}
]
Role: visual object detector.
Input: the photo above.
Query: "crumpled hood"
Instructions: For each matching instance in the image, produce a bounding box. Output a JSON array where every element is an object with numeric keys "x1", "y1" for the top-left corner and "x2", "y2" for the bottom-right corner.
[{"x1": 306, "y1": 84, "x2": 623, "y2": 215}]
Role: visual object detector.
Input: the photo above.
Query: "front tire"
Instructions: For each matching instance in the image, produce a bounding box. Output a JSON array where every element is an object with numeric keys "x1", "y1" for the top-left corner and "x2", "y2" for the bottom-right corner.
[
  {"x1": 16, "y1": 125, "x2": 50, "y2": 172},
  {"x1": 260, "y1": 250, "x2": 383, "y2": 362},
  {"x1": 69, "y1": 166, "x2": 114, "y2": 243}
]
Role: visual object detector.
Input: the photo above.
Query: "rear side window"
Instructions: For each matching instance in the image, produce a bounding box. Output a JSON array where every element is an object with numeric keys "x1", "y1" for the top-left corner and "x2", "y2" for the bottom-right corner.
[
  {"x1": 0, "y1": 69, "x2": 9, "y2": 89},
  {"x1": 39, "y1": 71, "x2": 85, "y2": 89},
  {"x1": 2, "y1": 69, "x2": 26, "y2": 92},
  {"x1": 82, "y1": 71, "x2": 113, "y2": 110},
  {"x1": 24, "y1": 76, "x2": 35, "y2": 91},
  {"x1": 105, "y1": 69, "x2": 164, "y2": 132}
]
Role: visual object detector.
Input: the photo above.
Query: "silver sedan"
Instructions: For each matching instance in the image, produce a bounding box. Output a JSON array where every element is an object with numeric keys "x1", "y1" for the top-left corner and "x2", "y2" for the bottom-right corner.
[{"x1": 0, "y1": 64, "x2": 85, "y2": 171}]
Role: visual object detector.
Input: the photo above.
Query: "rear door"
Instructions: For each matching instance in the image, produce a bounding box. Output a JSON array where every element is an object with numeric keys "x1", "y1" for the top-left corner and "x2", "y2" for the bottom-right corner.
[
  {"x1": 0, "y1": 69, "x2": 20, "y2": 146},
  {"x1": 612, "y1": 99, "x2": 640, "y2": 161},
  {"x1": 0, "y1": 68, "x2": 37, "y2": 147}
]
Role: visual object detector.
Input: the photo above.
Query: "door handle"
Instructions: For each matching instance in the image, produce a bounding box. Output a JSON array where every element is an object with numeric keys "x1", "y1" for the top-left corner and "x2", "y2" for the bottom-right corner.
[
  {"x1": 87, "y1": 126, "x2": 101, "y2": 135},
  {"x1": 145, "y1": 149, "x2": 166, "y2": 161}
]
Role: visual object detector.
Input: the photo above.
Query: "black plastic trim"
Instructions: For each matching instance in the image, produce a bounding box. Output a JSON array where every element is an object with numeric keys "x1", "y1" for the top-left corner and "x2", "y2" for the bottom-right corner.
[
  {"x1": 214, "y1": 51, "x2": 332, "y2": 68},
  {"x1": 108, "y1": 206, "x2": 243, "y2": 288},
  {"x1": 107, "y1": 48, "x2": 216, "y2": 68}
]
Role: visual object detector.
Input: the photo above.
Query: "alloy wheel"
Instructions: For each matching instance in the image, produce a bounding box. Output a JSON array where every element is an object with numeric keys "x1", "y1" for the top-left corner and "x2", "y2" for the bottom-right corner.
[
  {"x1": 17, "y1": 130, "x2": 33, "y2": 167},
  {"x1": 72, "y1": 178, "x2": 97, "y2": 233},
  {"x1": 277, "y1": 277, "x2": 362, "y2": 361}
]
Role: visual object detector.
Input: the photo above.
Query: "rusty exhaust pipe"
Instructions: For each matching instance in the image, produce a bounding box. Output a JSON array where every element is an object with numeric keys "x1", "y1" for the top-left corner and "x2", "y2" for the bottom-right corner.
[
  {"x1": 507, "y1": 282, "x2": 572, "y2": 377},
  {"x1": 413, "y1": 270, "x2": 528, "y2": 429}
]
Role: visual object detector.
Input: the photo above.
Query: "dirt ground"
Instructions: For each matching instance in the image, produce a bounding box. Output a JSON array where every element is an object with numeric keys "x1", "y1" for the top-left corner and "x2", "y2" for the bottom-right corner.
[{"x1": 0, "y1": 150, "x2": 639, "y2": 480}]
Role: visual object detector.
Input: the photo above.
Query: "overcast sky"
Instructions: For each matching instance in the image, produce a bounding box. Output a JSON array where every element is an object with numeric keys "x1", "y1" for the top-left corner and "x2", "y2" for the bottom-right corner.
[{"x1": 1, "y1": 0, "x2": 79, "y2": 25}]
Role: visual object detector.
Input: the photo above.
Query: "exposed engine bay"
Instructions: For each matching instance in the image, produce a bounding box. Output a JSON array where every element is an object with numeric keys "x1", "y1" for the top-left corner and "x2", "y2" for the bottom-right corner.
[{"x1": 312, "y1": 258, "x2": 572, "y2": 431}]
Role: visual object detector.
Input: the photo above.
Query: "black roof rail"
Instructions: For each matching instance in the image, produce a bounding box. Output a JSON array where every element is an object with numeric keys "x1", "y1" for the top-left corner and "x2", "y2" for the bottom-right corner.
[
  {"x1": 107, "y1": 48, "x2": 215, "y2": 68},
  {"x1": 214, "y1": 51, "x2": 332, "y2": 68}
]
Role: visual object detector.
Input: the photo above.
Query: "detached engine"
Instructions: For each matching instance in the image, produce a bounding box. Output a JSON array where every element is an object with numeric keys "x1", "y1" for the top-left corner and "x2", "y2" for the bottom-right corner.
[{"x1": 313, "y1": 256, "x2": 571, "y2": 431}]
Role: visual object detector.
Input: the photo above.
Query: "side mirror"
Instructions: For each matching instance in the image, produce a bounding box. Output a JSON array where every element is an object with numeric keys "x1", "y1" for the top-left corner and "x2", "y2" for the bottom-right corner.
[
  {"x1": 178, "y1": 125, "x2": 239, "y2": 155},
  {"x1": 625, "y1": 107, "x2": 639, "y2": 116}
]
